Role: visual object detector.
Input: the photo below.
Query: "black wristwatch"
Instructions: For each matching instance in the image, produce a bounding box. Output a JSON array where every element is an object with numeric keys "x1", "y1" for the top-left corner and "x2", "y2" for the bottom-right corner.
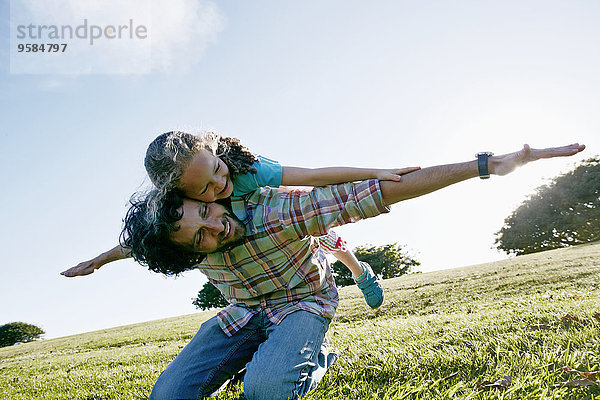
[{"x1": 476, "y1": 152, "x2": 493, "y2": 179}]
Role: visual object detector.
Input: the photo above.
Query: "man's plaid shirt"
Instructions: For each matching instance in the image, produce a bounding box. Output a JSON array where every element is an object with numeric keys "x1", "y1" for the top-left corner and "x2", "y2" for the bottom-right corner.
[{"x1": 198, "y1": 179, "x2": 389, "y2": 336}]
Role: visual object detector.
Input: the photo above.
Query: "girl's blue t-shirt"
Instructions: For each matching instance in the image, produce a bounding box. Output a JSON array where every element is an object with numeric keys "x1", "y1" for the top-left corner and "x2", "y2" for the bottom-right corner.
[{"x1": 231, "y1": 155, "x2": 283, "y2": 196}]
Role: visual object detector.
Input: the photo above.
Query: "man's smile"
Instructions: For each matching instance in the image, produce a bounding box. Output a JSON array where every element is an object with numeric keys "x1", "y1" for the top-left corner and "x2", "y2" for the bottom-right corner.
[{"x1": 221, "y1": 216, "x2": 232, "y2": 241}]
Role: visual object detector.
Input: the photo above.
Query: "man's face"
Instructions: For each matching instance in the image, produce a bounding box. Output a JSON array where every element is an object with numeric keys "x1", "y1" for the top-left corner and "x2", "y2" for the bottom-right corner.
[{"x1": 169, "y1": 199, "x2": 246, "y2": 254}]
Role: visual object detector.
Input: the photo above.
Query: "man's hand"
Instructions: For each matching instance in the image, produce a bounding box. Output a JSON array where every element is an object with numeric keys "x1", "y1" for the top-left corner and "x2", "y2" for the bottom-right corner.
[
  {"x1": 60, "y1": 245, "x2": 131, "y2": 278},
  {"x1": 61, "y1": 258, "x2": 102, "y2": 277},
  {"x1": 376, "y1": 167, "x2": 422, "y2": 181},
  {"x1": 380, "y1": 142, "x2": 586, "y2": 206},
  {"x1": 490, "y1": 143, "x2": 586, "y2": 176}
]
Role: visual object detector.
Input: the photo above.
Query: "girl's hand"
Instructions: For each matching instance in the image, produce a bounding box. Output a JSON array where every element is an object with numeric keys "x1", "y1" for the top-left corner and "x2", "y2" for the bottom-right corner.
[{"x1": 376, "y1": 167, "x2": 422, "y2": 182}]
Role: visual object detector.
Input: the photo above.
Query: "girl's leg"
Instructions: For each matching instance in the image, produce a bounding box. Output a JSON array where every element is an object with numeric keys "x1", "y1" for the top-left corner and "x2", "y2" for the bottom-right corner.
[
  {"x1": 317, "y1": 231, "x2": 384, "y2": 309},
  {"x1": 332, "y1": 247, "x2": 363, "y2": 278}
]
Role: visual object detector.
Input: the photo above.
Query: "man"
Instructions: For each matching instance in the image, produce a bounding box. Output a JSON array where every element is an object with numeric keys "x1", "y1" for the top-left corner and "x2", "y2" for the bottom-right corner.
[{"x1": 62, "y1": 143, "x2": 585, "y2": 399}]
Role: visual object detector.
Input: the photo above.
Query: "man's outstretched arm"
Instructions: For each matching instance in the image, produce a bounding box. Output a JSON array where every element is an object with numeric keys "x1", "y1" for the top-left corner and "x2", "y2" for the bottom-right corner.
[
  {"x1": 61, "y1": 244, "x2": 131, "y2": 277},
  {"x1": 380, "y1": 143, "x2": 586, "y2": 206}
]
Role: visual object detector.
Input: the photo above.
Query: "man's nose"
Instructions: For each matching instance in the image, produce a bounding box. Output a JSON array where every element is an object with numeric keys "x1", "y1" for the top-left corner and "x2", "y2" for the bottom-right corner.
[{"x1": 204, "y1": 217, "x2": 224, "y2": 232}]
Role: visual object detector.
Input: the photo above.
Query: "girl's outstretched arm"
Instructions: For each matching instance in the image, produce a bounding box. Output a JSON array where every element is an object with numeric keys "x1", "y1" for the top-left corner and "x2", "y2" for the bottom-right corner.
[
  {"x1": 281, "y1": 166, "x2": 421, "y2": 187},
  {"x1": 61, "y1": 244, "x2": 131, "y2": 277}
]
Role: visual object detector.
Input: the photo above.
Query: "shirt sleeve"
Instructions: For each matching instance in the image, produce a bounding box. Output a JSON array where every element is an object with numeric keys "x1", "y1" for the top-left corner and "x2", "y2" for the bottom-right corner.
[
  {"x1": 232, "y1": 155, "x2": 283, "y2": 197},
  {"x1": 274, "y1": 179, "x2": 390, "y2": 238}
]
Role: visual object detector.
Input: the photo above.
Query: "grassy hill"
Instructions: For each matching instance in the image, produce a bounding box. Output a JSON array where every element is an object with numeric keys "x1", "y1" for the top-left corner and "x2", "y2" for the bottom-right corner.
[{"x1": 2, "y1": 242, "x2": 600, "y2": 399}]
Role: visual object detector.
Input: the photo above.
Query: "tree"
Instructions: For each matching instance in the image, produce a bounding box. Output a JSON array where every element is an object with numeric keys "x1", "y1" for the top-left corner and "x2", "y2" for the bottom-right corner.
[
  {"x1": 0, "y1": 322, "x2": 45, "y2": 347},
  {"x1": 495, "y1": 157, "x2": 600, "y2": 255},
  {"x1": 192, "y1": 281, "x2": 228, "y2": 310},
  {"x1": 332, "y1": 243, "x2": 420, "y2": 287}
]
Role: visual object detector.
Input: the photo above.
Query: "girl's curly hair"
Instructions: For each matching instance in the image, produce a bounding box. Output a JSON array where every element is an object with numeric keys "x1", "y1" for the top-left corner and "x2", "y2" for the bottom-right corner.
[
  {"x1": 144, "y1": 131, "x2": 259, "y2": 194},
  {"x1": 216, "y1": 135, "x2": 259, "y2": 177},
  {"x1": 119, "y1": 189, "x2": 203, "y2": 276}
]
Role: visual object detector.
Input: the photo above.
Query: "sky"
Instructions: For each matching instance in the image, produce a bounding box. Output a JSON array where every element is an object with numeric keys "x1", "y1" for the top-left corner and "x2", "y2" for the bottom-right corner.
[{"x1": 1, "y1": 0, "x2": 598, "y2": 340}]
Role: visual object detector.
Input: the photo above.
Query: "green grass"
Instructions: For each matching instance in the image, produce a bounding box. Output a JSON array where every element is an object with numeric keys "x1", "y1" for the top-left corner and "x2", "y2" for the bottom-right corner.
[{"x1": 3, "y1": 242, "x2": 600, "y2": 399}]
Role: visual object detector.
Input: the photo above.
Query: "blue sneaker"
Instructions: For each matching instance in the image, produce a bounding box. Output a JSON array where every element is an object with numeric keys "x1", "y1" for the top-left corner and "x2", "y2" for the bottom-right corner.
[{"x1": 354, "y1": 262, "x2": 384, "y2": 308}]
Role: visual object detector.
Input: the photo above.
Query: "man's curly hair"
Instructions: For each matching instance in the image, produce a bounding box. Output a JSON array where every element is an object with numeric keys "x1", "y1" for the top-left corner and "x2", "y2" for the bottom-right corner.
[
  {"x1": 119, "y1": 189, "x2": 203, "y2": 276},
  {"x1": 144, "y1": 131, "x2": 259, "y2": 194}
]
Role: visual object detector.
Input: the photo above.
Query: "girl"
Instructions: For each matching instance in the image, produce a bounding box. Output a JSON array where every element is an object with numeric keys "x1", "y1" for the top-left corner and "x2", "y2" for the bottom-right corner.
[{"x1": 62, "y1": 131, "x2": 420, "y2": 309}]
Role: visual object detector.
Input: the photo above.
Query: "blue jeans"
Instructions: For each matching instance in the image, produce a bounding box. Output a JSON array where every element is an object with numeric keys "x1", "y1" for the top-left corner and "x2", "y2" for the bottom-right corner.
[{"x1": 149, "y1": 310, "x2": 337, "y2": 400}]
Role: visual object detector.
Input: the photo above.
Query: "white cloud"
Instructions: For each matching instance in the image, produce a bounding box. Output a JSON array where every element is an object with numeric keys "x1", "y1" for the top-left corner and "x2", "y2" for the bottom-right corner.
[
  {"x1": 10, "y1": 0, "x2": 225, "y2": 74},
  {"x1": 149, "y1": 1, "x2": 225, "y2": 73}
]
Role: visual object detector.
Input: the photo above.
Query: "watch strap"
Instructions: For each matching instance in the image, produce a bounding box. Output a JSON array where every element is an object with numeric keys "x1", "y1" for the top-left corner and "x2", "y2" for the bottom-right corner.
[{"x1": 476, "y1": 152, "x2": 492, "y2": 179}]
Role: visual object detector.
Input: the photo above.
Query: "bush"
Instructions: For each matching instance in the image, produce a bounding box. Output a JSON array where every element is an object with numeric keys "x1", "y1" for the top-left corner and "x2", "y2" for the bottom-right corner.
[
  {"x1": 0, "y1": 322, "x2": 45, "y2": 347},
  {"x1": 192, "y1": 281, "x2": 228, "y2": 310},
  {"x1": 495, "y1": 157, "x2": 600, "y2": 255}
]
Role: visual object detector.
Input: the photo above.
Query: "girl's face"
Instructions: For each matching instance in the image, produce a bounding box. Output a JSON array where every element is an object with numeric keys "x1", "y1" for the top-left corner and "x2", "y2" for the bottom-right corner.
[{"x1": 178, "y1": 149, "x2": 233, "y2": 202}]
